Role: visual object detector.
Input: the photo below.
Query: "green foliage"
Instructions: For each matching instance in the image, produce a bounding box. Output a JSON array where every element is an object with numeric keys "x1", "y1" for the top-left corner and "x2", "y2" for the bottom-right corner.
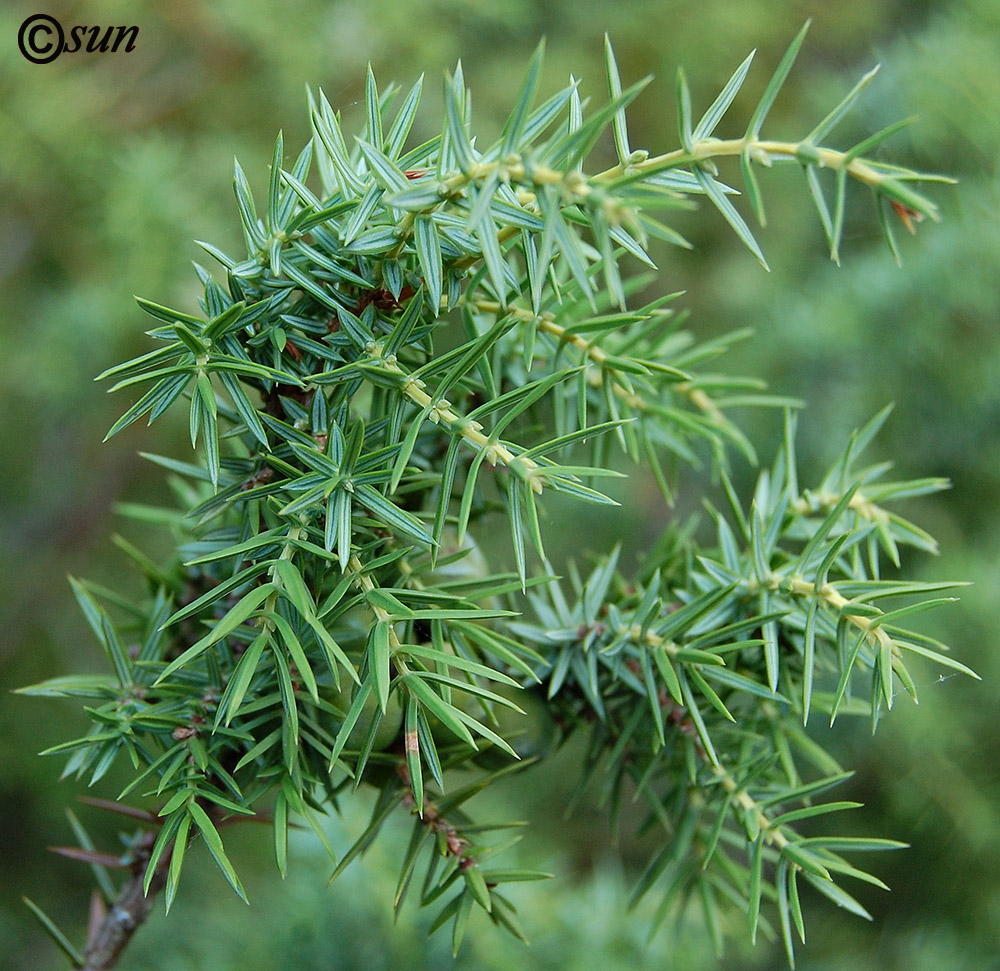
[{"x1": 21, "y1": 31, "x2": 971, "y2": 968}]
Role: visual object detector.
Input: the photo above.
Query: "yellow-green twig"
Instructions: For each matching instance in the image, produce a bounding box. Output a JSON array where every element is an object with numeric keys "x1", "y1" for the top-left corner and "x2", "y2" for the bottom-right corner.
[{"x1": 366, "y1": 344, "x2": 545, "y2": 494}]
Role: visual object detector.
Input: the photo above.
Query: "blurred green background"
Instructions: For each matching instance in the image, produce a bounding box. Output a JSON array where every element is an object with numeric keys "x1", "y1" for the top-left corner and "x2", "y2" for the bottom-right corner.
[{"x1": 2, "y1": 0, "x2": 998, "y2": 968}]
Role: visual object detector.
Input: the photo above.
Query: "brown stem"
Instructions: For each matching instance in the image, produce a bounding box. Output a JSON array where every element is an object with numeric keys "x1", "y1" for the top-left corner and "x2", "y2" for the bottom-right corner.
[
  {"x1": 396, "y1": 763, "x2": 472, "y2": 864},
  {"x1": 81, "y1": 831, "x2": 169, "y2": 971}
]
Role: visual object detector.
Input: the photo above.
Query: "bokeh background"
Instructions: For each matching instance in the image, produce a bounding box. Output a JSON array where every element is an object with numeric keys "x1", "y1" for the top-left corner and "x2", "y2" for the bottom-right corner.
[{"x1": 2, "y1": 0, "x2": 998, "y2": 968}]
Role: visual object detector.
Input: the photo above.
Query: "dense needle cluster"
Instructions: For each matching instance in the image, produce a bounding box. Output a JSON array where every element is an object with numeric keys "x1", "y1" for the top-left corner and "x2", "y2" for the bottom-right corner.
[{"x1": 22, "y1": 28, "x2": 973, "y2": 969}]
